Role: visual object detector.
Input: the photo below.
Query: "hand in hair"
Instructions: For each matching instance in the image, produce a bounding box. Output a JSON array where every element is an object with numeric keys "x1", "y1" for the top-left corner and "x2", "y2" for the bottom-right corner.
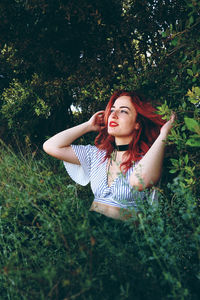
[{"x1": 88, "y1": 111, "x2": 105, "y2": 132}]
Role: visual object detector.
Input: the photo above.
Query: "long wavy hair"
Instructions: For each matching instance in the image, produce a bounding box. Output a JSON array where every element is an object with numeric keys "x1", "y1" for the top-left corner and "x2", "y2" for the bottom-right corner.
[{"x1": 95, "y1": 90, "x2": 165, "y2": 173}]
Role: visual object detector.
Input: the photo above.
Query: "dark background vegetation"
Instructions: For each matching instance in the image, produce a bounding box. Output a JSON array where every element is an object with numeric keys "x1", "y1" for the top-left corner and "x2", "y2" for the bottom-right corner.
[{"x1": 0, "y1": 0, "x2": 200, "y2": 299}]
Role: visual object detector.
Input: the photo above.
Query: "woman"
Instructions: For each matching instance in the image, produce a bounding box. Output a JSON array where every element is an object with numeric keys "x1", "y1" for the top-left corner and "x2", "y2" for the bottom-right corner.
[{"x1": 43, "y1": 90, "x2": 175, "y2": 220}]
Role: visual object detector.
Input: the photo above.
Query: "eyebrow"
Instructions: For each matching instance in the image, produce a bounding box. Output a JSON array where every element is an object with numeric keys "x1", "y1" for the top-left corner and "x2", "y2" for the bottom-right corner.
[{"x1": 111, "y1": 105, "x2": 131, "y2": 111}]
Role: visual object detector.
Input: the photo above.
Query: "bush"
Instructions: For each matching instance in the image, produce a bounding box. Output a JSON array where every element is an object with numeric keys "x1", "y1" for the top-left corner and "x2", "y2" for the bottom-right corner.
[{"x1": 0, "y1": 140, "x2": 199, "y2": 300}]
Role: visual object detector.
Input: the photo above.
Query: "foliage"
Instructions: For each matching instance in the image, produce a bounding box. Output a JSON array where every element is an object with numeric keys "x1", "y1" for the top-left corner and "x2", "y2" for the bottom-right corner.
[
  {"x1": 184, "y1": 86, "x2": 200, "y2": 147},
  {"x1": 0, "y1": 0, "x2": 198, "y2": 146},
  {"x1": 0, "y1": 73, "x2": 73, "y2": 146},
  {"x1": 0, "y1": 1, "x2": 200, "y2": 297},
  {"x1": 0, "y1": 141, "x2": 200, "y2": 300}
]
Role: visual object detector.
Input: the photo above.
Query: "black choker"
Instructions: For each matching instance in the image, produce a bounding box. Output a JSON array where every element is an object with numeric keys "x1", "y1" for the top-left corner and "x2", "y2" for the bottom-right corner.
[
  {"x1": 114, "y1": 144, "x2": 129, "y2": 151},
  {"x1": 110, "y1": 143, "x2": 129, "y2": 165}
]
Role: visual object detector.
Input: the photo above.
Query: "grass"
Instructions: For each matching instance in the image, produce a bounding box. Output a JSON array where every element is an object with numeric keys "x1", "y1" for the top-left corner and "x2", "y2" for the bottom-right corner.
[{"x1": 0, "y1": 140, "x2": 200, "y2": 300}]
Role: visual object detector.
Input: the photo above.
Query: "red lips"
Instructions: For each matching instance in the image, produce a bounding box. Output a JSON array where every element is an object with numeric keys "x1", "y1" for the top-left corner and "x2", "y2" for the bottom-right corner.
[{"x1": 109, "y1": 121, "x2": 118, "y2": 127}]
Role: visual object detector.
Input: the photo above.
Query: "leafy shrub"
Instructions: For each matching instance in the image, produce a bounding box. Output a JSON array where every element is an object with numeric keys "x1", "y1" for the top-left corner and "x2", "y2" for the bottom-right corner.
[{"x1": 0, "y1": 140, "x2": 199, "y2": 300}]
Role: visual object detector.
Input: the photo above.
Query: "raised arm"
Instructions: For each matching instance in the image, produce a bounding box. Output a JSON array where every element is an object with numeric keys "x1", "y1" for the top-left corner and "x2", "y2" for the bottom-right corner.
[
  {"x1": 129, "y1": 114, "x2": 175, "y2": 190},
  {"x1": 43, "y1": 111, "x2": 104, "y2": 164}
]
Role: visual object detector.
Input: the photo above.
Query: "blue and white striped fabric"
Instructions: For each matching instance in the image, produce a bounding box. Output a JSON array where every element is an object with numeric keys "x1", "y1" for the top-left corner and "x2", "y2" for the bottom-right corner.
[{"x1": 63, "y1": 145, "x2": 152, "y2": 209}]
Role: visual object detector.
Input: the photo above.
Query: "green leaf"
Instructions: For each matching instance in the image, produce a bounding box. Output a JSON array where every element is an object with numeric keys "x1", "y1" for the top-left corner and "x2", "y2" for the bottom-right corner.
[
  {"x1": 184, "y1": 154, "x2": 189, "y2": 165},
  {"x1": 187, "y1": 69, "x2": 193, "y2": 76},
  {"x1": 186, "y1": 135, "x2": 200, "y2": 147},
  {"x1": 171, "y1": 37, "x2": 178, "y2": 46},
  {"x1": 189, "y1": 15, "x2": 194, "y2": 26},
  {"x1": 193, "y1": 86, "x2": 200, "y2": 94},
  {"x1": 170, "y1": 158, "x2": 179, "y2": 166},
  {"x1": 192, "y1": 64, "x2": 197, "y2": 74},
  {"x1": 184, "y1": 117, "x2": 200, "y2": 133},
  {"x1": 169, "y1": 169, "x2": 178, "y2": 174},
  {"x1": 182, "y1": 102, "x2": 187, "y2": 109}
]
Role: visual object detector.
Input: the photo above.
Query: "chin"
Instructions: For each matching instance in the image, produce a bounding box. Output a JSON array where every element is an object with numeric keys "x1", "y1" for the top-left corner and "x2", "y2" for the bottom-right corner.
[{"x1": 108, "y1": 130, "x2": 117, "y2": 136}]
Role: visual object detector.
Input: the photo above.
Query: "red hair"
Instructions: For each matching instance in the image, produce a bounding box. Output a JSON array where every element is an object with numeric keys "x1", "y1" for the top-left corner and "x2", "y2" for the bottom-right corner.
[{"x1": 95, "y1": 90, "x2": 165, "y2": 173}]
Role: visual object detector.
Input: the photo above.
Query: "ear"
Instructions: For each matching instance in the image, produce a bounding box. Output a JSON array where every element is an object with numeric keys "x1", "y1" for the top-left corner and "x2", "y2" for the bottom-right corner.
[{"x1": 135, "y1": 122, "x2": 140, "y2": 130}]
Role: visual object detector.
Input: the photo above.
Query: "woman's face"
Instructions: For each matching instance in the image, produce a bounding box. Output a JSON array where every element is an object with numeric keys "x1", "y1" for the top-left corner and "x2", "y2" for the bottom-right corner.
[{"x1": 107, "y1": 96, "x2": 139, "y2": 144}]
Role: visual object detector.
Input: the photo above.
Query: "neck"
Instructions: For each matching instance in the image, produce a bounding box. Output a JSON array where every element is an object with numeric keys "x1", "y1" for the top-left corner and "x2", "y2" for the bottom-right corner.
[
  {"x1": 114, "y1": 137, "x2": 132, "y2": 146},
  {"x1": 114, "y1": 142, "x2": 129, "y2": 151}
]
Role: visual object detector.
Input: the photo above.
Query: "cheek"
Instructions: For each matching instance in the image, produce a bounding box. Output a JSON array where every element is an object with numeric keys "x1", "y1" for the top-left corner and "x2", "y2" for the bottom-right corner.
[
  {"x1": 124, "y1": 115, "x2": 135, "y2": 124},
  {"x1": 125, "y1": 117, "x2": 137, "y2": 131},
  {"x1": 107, "y1": 115, "x2": 111, "y2": 125}
]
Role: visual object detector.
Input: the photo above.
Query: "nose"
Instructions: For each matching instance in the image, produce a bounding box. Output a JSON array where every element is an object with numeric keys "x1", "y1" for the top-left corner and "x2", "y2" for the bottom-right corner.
[{"x1": 111, "y1": 110, "x2": 118, "y2": 119}]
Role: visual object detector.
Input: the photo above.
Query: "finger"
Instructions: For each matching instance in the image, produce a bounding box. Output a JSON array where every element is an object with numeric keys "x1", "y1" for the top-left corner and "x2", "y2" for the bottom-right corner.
[
  {"x1": 95, "y1": 111, "x2": 104, "y2": 120},
  {"x1": 96, "y1": 115, "x2": 105, "y2": 127},
  {"x1": 170, "y1": 112, "x2": 176, "y2": 122},
  {"x1": 97, "y1": 115, "x2": 104, "y2": 123},
  {"x1": 96, "y1": 110, "x2": 105, "y2": 116}
]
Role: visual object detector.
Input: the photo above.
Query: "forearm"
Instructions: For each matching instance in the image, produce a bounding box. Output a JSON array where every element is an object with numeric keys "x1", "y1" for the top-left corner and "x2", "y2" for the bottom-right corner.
[
  {"x1": 130, "y1": 132, "x2": 167, "y2": 190},
  {"x1": 43, "y1": 121, "x2": 91, "y2": 150},
  {"x1": 43, "y1": 110, "x2": 104, "y2": 162}
]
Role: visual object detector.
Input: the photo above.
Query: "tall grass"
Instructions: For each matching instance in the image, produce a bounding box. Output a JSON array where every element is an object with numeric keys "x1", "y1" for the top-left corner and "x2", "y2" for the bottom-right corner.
[{"x1": 0, "y1": 140, "x2": 199, "y2": 300}]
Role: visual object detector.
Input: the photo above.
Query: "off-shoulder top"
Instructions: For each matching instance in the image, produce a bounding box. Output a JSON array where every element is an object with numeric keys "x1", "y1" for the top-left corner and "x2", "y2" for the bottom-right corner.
[{"x1": 63, "y1": 145, "x2": 156, "y2": 210}]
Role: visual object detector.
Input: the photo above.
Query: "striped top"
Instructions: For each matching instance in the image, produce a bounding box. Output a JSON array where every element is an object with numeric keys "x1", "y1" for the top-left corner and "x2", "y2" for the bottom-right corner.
[{"x1": 63, "y1": 145, "x2": 155, "y2": 209}]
